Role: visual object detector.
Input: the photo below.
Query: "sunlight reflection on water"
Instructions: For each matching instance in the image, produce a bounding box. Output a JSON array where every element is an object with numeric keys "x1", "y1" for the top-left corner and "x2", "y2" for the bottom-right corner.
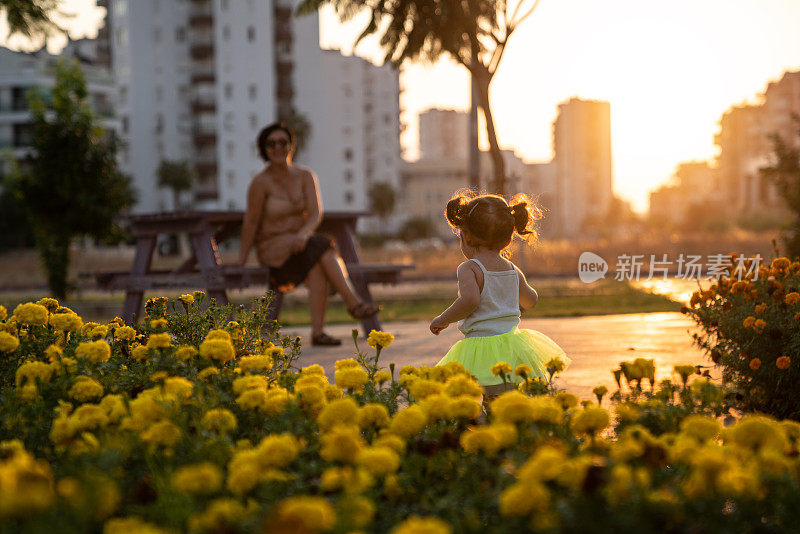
[{"x1": 630, "y1": 278, "x2": 712, "y2": 305}]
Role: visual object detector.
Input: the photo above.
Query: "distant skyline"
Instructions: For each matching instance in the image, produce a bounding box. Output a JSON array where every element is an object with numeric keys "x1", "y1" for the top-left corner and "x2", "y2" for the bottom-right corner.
[{"x1": 3, "y1": 0, "x2": 800, "y2": 211}]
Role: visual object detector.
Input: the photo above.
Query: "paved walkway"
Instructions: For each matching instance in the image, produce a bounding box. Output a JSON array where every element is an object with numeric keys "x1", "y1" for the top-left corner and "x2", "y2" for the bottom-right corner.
[{"x1": 286, "y1": 312, "x2": 709, "y2": 399}]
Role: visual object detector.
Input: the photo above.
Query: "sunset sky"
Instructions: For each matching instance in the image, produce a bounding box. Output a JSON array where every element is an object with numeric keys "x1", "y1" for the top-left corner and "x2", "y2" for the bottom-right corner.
[{"x1": 3, "y1": 0, "x2": 800, "y2": 211}]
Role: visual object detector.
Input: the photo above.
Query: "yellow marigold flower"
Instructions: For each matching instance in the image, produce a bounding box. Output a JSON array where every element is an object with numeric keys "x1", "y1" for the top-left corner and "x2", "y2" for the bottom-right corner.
[
  {"x1": 75, "y1": 340, "x2": 112, "y2": 363},
  {"x1": 233, "y1": 375, "x2": 267, "y2": 395},
  {"x1": 71, "y1": 404, "x2": 109, "y2": 432},
  {"x1": 202, "y1": 408, "x2": 237, "y2": 434},
  {"x1": 443, "y1": 374, "x2": 483, "y2": 398},
  {"x1": 337, "y1": 495, "x2": 375, "y2": 528},
  {"x1": 0, "y1": 305, "x2": 6, "y2": 320},
  {"x1": 358, "y1": 403, "x2": 391, "y2": 429},
  {"x1": 270, "y1": 496, "x2": 336, "y2": 533},
  {"x1": 239, "y1": 354, "x2": 273, "y2": 373},
  {"x1": 50, "y1": 312, "x2": 83, "y2": 332},
  {"x1": 164, "y1": 377, "x2": 193, "y2": 400},
  {"x1": 772, "y1": 257, "x2": 791, "y2": 270},
  {"x1": 115, "y1": 325, "x2": 136, "y2": 341},
  {"x1": 125, "y1": 394, "x2": 166, "y2": 430},
  {"x1": 325, "y1": 383, "x2": 343, "y2": 401},
  {"x1": 172, "y1": 462, "x2": 223, "y2": 495},
  {"x1": 776, "y1": 356, "x2": 791, "y2": 370},
  {"x1": 555, "y1": 391, "x2": 579, "y2": 410},
  {"x1": 178, "y1": 293, "x2": 194, "y2": 305},
  {"x1": 727, "y1": 415, "x2": 786, "y2": 453},
  {"x1": 320, "y1": 425, "x2": 365, "y2": 463},
  {"x1": 198, "y1": 366, "x2": 219, "y2": 380},
  {"x1": 150, "y1": 318, "x2": 168, "y2": 329},
  {"x1": 0, "y1": 331, "x2": 20, "y2": 353},
  {"x1": 390, "y1": 516, "x2": 452, "y2": 534},
  {"x1": 572, "y1": 406, "x2": 610, "y2": 435},
  {"x1": 374, "y1": 370, "x2": 392, "y2": 385},
  {"x1": 296, "y1": 383, "x2": 326, "y2": 413},
  {"x1": 754, "y1": 303, "x2": 767, "y2": 315},
  {"x1": 460, "y1": 427, "x2": 501, "y2": 456},
  {"x1": 199, "y1": 338, "x2": 235, "y2": 363},
  {"x1": 318, "y1": 398, "x2": 360, "y2": 431},
  {"x1": 742, "y1": 316, "x2": 756, "y2": 328},
  {"x1": 35, "y1": 297, "x2": 58, "y2": 312},
  {"x1": 356, "y1": 446, "x2": 400, "y2": 477},
  {"x1": 489, "y1": 423, "x2": 518, "y2": 448},
  {"x1": 680, "y1": 415, "x2": 720, "y2": 442},
  {"x1": 320, "y1": 466, "x2": 374, "y2": 493},
  {"x1": 446, "y1": 395, "x2": 481, "y2": 419},
  {"x1": 17, "y1": 383, "x2": 38, "y2": 401},
  {"x1": 367, "y1": 329, "x2": 394, "y2": 349},
  {"x1": 785, "y1": 292, "x2": 800, "y2": 306},
  {"x1": 335, "y1": 358, "x2": 360, "y2": 370},
  {"x1": 256, "y1": 434, "x2": 302, "y2": 468},
  {"x1": 205, "y1": 329, "x2": 231, "y2": 341},
  {"x1": 749, "y1": 358, "x2": 762, "y2": 370},
  {"x1": 264, "y1": 387, "x2": 294, "y2": 415},
  {"x1": 408, "y1": 378, "x2": 444, "y2": 400},
  {"x1": 388, "y1": 405, "x2": 428, "y2": 437},
  {"x1": 301, "y1": 363, "x2": 326, "y2": 375},
  {"x1": 753, "y1": 318, "x2": 766, "y2": 333},
  {"x1": 518, "y1": 446, "x2": 566, "y2": 482},
  {"x1": 140, "y1": 420, "x2": 182, "y2": 448},
  {"x1": 175, "y1": 345, "x2": 198, "y2": 360},
  {"x1": 546, "y1": 356, "x2": 567, "y2": 374},
  {"x1": 515, "y1": 364, "x2": 533, "y2": 378},
  {"x1": 131, "y1": 345, "x2": 149, "y2": 361},
  {"x1": 296, "y1": 373, "x2": 329, "y2": 389},
  {"x1": 13, "y1": 302, "x2": 48, "y2": 325},
  {"x1": 226, "y1": 451, "x2": 261, "y2": 494},
  {"x1": 236, "y1": 388, "x2": 268, "y2": 411},
  {"x1": 104, "y1": 516, "x2": 170, "y2": 534},
  {"x1": 150, "y1": 371, "x2": 168, "y2": 382},
  {"x1": 146, "y1": 333, "x2": 171, "y2": 349},
  {"x1": 15, "y1": 361, "x2": 54, "y2": 388},
  {"x1": 399, "y1": 365, "x2": 419, "y2": 376},
  {"x1": 44, "y1": 344, "x2": 62, "y2": 359},
  {"x1": 88, "y1": 325, "x2": 108, "y2": 339},
  {"x1": 373, "y1": 432, "x2": 406, "y2": 454},
  {"x1": 100, "y1": 394, "x2": 127, "y2": 423},
  {"x1": 335, "y1": 366, "x2": 369, "y2": 390},
  {"x1": 491, "y1": 361, "x2": 513, "y2": 377},
  {"x1": 69, "y1": 376, "x2": 104, "y2": 402}
]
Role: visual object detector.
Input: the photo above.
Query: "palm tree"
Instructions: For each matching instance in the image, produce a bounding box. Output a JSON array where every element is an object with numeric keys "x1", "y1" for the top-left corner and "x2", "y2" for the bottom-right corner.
[
  {"x1": 297, "y1": 0, "x2": 541, "y2": 195},
  {"x1": 156, "y1": 160, "x2": 195, "y2": 211}
]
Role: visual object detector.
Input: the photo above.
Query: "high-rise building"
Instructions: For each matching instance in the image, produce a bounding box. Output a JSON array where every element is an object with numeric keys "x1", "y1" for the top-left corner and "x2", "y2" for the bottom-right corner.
[
  {"x1": 648, "y1": 161, "x2": 718, "y2": 227},
  {"x1": 0, "y1": 39, "x2": 116, "y2": 184},
  {"x1": 715, "y1": 71, "x2": 800, "y2": 214},
  {"x1": 552, "y1": 97, "x2": 613, "y2": 237},
  {"x1": 419, "y1": 108, "x2": 468, "y2": 162},
  {"x1": 103, "y1": 0, "x2": 401, "y2": 215}
]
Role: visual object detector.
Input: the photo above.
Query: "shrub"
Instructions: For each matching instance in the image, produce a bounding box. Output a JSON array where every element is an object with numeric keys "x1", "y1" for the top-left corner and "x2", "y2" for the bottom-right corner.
[{"x1": 687, "y1": 255, "x2": 800, "y2": 419}]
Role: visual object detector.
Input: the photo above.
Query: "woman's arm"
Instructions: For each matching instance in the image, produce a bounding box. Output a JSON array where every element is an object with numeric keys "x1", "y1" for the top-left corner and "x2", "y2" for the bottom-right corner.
[
  {"x1": 518, "y1": 269, "x2": 539, "y2": 311},
  {"x1": 238, "y1": 177, "x2": 267, "y2": 264},
  {"x1": 430, "y1": 262, "x2": 481, "y2": 334},
  {"x1": 297, "y1": 168, "x2": 323, "y2": 240}
]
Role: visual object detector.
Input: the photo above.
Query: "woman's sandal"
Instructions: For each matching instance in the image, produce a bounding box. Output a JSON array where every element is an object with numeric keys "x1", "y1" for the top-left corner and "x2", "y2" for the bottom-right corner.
[
  {"x1": 311, "y1": 332, "x2": 342, "y2": 346},
  {"x1": 347, "y1": 301, "x2": 382, "y2": 319}
]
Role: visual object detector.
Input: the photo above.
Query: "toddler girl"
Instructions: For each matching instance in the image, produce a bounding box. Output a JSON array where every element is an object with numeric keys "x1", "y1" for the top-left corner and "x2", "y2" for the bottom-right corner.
[{"x1": 430, "y1": 192, "x2": 569, "y2": 393}]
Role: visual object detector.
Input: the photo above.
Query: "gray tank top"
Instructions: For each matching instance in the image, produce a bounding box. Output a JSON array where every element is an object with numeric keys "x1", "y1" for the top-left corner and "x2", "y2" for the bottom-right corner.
[{"x1": 458, "y1": 258, "x2": 521, "y2": 338}]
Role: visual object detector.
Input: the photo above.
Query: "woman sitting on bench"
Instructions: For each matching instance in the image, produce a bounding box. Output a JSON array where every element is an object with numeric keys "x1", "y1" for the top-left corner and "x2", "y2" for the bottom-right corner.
[{"x1": 237, "y1": 122, "x2": 380, "y2": 346}]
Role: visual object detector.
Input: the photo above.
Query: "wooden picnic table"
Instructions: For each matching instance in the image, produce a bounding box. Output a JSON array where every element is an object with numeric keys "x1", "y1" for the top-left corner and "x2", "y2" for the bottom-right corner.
[{"x1": 93, "y1": 210, "x2": 411, "y2": 333}]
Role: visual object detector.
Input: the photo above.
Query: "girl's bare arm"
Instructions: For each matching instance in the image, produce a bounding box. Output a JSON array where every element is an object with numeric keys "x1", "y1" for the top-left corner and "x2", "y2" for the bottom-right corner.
[
  {"x1": 430, "y1": 262, "x2": 481, "y2": 334},
  {"x1": 518, "y1": 269, "x2": 539, "y2": 311}
]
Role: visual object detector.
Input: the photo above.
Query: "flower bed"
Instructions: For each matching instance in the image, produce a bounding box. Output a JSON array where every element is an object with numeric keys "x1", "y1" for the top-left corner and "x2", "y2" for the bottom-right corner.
[
  {"x1": 1, "y1": 295, "x2": 800, "y2": 533},
  {"x1": 687, "y1": 255, "x2": 800, "y2": 419}
]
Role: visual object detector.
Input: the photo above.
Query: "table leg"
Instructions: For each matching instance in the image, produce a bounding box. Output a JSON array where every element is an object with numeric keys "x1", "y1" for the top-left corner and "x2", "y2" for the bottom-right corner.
[
  {"x1": 122, "y1": 236, "x2": 156, "y2": 324},
  {"x1": 191, "y1": 222, "x2": 229, "y2": 306},
  {"x1": 330, "y1": 221, "x2": 382, "y2": 334}
]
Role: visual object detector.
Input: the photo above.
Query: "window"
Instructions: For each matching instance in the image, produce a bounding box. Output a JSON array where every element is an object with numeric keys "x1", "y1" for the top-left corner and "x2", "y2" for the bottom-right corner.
[
  {"x1": 224, "y1": 84, "x2": 232, "y2": 99},
  {"x1": 248, "y1": 84, "x2": 257, "y2": 101},
  {"x1": 227, "y1": 171, "x2": 235, "y2": 187},
  {"x1": 226, "y1": 142, "x2": 235, "y2": 159},
  {"x1": 221, "y1": 0, "x2": 228, "y2": 10},
  {"x1": 175, "y1": 27, "x2": 185, "y2": 43},
  {"x1": 344, "y1": 191, "x2": 354, "y2": 204},
  {"x1": 155, "y1": 114, "x2": 163, "y2": 134},
  {"x1": 344, "y1": 148, "x2": 353, "y2": 161},
  {"x1": 343, "y1": 86, "x2": 353, "y2": 97},
  {"x1": 121, "y1": 115, "x2": 129, "y2": 134},
  {"x1": 247, "y1": 26, "x2": 256, "y2": 42},
  {"x1": 249, "y1": 113, "x2": 258, "y2": 129},
  {"x1": 224, "y1": 112, "x2": 235, "y2": 132},
  {"x1": 344, "y1": 170, "x2": 353, "y2": 183},
  {"x1": 222, "y1": 26, "x2": 230, "y2": 41}
]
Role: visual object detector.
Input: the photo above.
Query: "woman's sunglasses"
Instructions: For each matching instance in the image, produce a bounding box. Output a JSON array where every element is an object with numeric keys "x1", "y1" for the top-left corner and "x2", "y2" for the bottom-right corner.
[{"x1": 266, "y1": 139, "x2": 290, "y2": 149}]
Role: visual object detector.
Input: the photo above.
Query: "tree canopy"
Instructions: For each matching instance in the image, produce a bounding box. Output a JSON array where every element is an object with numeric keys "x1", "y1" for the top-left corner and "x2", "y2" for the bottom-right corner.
[
  {"x1": 760, "y1": 117, "x2": 800, "y2": 259},
  {"x1": 1, "y1": 0, "x2": 62, "y2": 39}
]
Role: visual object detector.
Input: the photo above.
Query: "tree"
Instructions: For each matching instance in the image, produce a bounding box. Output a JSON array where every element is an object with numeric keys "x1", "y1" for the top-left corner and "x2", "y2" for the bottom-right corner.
[
  {"x1": 1, "y1": 0, "x2": 62, "y2": 39},
  {"x1": 760, "y1": 117, "x2": 800, "y2": 260},
  {"x1": 10, "y1": 59, "x2": 135, "y2": 299},
  {"x1": 298, "y1": 0, "x2": 541, "y2": 195},
  {"x1": 157, "y1": 160, "x2": 194, "y2": 210},
  {"x1": 399, "y1": 216, "x2": 435, "y2": 242},
  {"x1": 368, "y1": 181, "x2": 396, "y2": 222}
]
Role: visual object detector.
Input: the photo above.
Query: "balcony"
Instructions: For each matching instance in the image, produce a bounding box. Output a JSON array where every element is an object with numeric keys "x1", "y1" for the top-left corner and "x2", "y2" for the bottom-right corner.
[
  {"x1": 190, "y1": 91, "x2": 216, "y2": 113},
  {"x1": 193, "y1": 121, "x2": 217, "y2": 147},
  {"x1": 189, "y1": 31, "x2": 214, "y2": 60},
  {"x1": 194, "y1": 176, "x2": 218, "y2": 201},
  {"x1": 189, "y1": 3, "x2": 213, "y2": 26},
  {"x1": 190, "y1": 61, "x2": 215, "y2": 83}
]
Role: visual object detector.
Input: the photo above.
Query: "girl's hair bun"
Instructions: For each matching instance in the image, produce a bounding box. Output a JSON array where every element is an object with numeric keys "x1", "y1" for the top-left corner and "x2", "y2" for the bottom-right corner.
[
  {"x1": 445, "y1": 195, "x2": 471, "y2": 228},
  {"x1": 510, "y1": 202, "x2": 532, "y2": 236}
]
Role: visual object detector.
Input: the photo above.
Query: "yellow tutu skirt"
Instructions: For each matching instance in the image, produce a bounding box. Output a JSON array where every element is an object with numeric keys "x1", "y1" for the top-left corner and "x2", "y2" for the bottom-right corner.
[{"x1": 436, "y1": 327, "x2": 570, "y2": 386}]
